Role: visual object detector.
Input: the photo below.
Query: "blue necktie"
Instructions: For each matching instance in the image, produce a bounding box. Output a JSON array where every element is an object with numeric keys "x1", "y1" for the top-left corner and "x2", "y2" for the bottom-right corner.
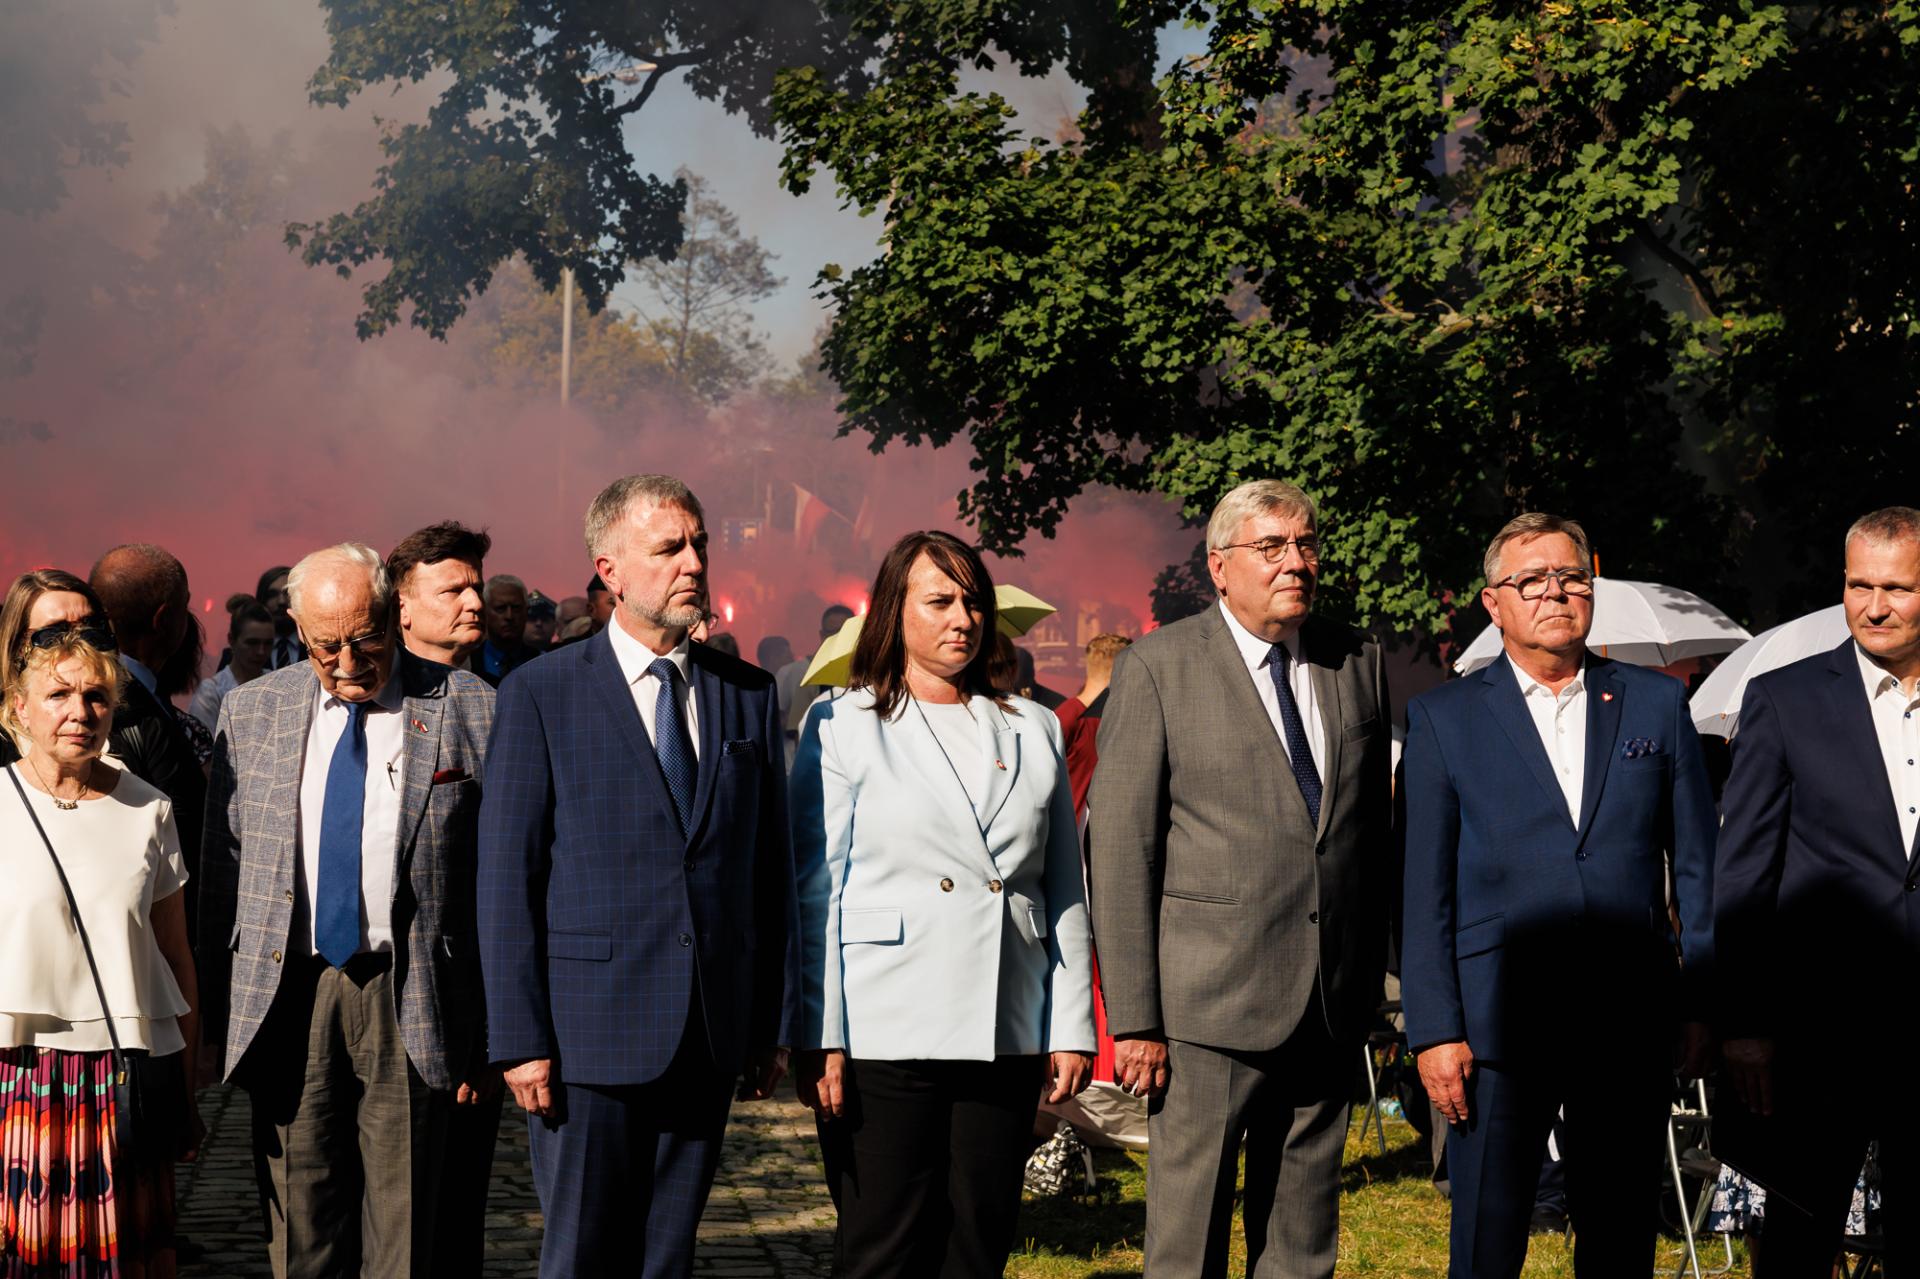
[
  {"x1": 649, "y1": 658, "x2": 696, "y2": 835},
  {"x1": 1268, "y1": 642, "x2": 1323, "y2": 829},
  {"x1": 314, "y1": 701, "x2": 367, "y2": 968}
]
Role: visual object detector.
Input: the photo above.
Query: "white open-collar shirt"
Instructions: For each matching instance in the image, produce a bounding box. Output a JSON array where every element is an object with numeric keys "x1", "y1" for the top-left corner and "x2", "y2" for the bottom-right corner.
[
  {"x1": 608, "y1": 619, "x2": 700, "y2": 760},
  {"x1": 1219, "y1": 599, "x2": 1325, "y2": 783},
  {"x1": 1511, "y1": 655, "x2": 1588, "y2": 829},
  {"x1": 1857, "y1": 642, "x2": 1920, "y2": 857},
  {"x1": 296, "y1": 670, "x2": 404, "y2": 955}
]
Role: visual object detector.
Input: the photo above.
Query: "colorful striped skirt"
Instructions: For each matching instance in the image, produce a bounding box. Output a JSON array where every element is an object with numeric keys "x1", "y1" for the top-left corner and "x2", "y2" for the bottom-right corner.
[{"x1": 0, "y1": 1046, "x2": 175, "y2": 1279}]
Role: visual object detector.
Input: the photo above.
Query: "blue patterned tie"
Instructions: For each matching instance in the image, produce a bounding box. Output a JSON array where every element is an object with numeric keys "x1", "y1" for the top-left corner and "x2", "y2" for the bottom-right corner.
[
  {"x1": 1268, "y1": 642, "x2": 1323, "y2": 829},
  {"x1": 314, "y1": 700, "x2": 366, "y2": 968},
  {"x1": 649, "y1": 658, "x2": 696, "y2": 835}
]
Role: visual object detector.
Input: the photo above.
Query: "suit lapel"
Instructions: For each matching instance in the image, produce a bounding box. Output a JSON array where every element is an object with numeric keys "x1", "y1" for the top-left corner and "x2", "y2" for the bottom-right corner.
[
  {"x1": 1204, "y1": 614, "x2": 1310, "y2": 828},
  {"x1": 1574, "y1": 659, "x2": 1625, "y2": 842},
  {"x1": 1479, "y1": 656, "x2": 1573, "y2": 830},
  {"x1": 1303, "y1": 623, "x2": 1344, "y2": 841},
  {"x1": 1824, "y1": 643, "x2": 1909, "y2": 865},
  {"x1": 684, "y1": 654, "x2": 725, "y2": 845},
  {"x1": 974, "y1": 702, "x2": 1020, "y2": 832},
  {"x1": 584, "y1": 631, "x2": 679, "y2": 831},
  {"x1": 394, "y1": 668, "x2": 441, "y2": 875}
]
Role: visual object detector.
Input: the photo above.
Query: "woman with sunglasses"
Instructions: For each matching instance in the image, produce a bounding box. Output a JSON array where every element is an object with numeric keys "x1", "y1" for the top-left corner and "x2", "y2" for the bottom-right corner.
[
  {"x1": 0, "y1": 572, "x2": 194, "y2": 785},
  {"x1": 1, "y1": 622, "x2": 202, "y2": 1276}
]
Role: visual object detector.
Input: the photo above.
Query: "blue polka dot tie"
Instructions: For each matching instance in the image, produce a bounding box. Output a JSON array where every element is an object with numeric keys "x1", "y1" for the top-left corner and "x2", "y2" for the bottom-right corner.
[
  {"x1": 1268, "y1": 642, "x2": 1322, "y2": 829},
  {"x1": 649, "y1": 658, "x2": 696, "y2": 836},
  {"x1": 314, "y1": 701, "x2": 366, "y2": 968}
]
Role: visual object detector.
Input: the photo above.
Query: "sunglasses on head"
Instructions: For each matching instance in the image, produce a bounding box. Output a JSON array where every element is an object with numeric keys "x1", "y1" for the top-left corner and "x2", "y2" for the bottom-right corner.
[{"x1": 26, "y1": 619, "x2": 117, "y2": 652}]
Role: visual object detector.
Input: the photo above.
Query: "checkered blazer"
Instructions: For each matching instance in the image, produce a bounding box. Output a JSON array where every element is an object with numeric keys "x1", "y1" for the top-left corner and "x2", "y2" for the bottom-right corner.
[
  {"x1": 197, "y1": 651, "x2": 495, "y2": 1091},
  {"x1": 478, "y1": 629, "x2": 797, "y2": 1087}
]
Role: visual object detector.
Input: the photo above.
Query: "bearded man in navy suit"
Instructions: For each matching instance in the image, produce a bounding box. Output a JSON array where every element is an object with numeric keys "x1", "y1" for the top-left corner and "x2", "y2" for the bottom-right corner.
[
  {"x1": 479, "y1": 474, "x2": 796, "y2": 1279},
  {"x1": 1401, "y1": 512, "x2": 1716, "y2": 1278}
]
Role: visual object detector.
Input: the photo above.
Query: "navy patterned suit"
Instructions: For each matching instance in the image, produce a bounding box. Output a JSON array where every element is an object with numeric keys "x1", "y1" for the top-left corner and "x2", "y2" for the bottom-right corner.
[
  {"x1": 1401, "y1": 653, "x2": 1716, "y2": 1278},
  {"x1": 478, "y1": 628, "x2": 796, "y2": 1278}
]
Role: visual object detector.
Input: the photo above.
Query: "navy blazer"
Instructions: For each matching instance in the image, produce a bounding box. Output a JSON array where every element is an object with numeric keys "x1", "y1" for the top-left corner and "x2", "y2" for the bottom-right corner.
[
  {"x1": 1401, "y1": 653, "x2": 1716, "y2": 1062},
  {"x1": 477, "y1": 629, "x2": 798, "y2": 1087},
  {"x1": 1715, "y1": 640, "x2": 1920, "y2": 1042}
]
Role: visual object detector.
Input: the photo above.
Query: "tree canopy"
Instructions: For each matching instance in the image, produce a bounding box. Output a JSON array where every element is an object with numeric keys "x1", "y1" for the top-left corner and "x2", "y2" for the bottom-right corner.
[
  {"x1": 773, "y1": 1, "x2": 1920, "y2": 636},
  {"x1": 284, "y1": 0, "x2": 874, "y2": 339}
]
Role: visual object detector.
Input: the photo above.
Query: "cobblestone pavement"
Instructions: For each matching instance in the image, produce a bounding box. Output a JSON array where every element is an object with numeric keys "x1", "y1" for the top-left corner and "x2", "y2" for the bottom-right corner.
[{"x1": 178, "y1": 1085, "x2": 836, "y2": 1277}]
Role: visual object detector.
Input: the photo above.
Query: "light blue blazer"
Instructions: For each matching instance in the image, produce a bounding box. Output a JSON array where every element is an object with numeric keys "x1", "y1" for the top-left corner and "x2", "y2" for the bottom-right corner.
[{"x1": 790, "y1": 688, "x2": 1095, "y2": 1060}]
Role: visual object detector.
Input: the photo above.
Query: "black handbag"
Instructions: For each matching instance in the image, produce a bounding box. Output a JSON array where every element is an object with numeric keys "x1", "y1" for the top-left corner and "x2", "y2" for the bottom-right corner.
[{"x1": 9, "y1": 767, "x2": 191, "y2": 1165}]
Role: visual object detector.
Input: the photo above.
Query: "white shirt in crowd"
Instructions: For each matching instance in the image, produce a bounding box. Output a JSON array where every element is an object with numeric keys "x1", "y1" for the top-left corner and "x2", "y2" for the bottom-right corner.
[
  {"x1": 0, "y1": 764, "x2": 191, "y2": 1053},
  {"x1": 296, "y1": 673, "x2": 405, "y2": 956},
  {"x1": 1218, "y1": 599, "x2": 1326, "y2": 783},
  {"x1": 1857, "y1": 642, "x2": 1920, "y2": 858},
  {"x1": 608, "y1": 619, "x2": 700, "y2": 759},
  {"x1": 1513, "y1": 657, "x2": 1587, "y2": 829},
  {"x1": 189, "y1": 665, "x2": 240, "y2": 731}
]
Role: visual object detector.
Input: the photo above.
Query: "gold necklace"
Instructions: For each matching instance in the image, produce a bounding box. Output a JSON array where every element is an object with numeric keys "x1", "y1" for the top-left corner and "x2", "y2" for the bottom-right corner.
[{"x1": 26, "y1": 754, "x2": 90, "y2": 811}]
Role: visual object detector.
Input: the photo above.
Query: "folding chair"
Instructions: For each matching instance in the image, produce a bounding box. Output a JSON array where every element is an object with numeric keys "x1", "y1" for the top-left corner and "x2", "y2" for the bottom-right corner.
[
  {"x1": 1355, "y1": 999, "x2": 1405, "y2": 1156},
  {"x1": 1666, "y1": 1078, "x2": 1735, "y2": 1279}
]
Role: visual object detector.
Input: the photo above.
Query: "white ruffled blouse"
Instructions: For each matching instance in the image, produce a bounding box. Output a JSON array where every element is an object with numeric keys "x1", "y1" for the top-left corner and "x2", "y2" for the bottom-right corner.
[{"x1": 1, "y1": 762, "x2": 191, "y2": 1054}]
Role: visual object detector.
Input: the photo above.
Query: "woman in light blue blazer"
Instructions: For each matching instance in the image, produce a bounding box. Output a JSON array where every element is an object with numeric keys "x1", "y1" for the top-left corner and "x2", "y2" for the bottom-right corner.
[{"x1": 791, "y1": 530, "x2": 1094, "y2": 1279}]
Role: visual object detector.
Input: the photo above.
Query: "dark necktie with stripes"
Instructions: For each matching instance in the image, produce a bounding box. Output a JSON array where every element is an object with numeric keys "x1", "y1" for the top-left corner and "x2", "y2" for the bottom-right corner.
[
  {"x1": 648, "y1": 658, "x2": 696, "y2": 835},
  {"x1": 1267, "y1": 641, "x2": 1322, "y2": 828}
]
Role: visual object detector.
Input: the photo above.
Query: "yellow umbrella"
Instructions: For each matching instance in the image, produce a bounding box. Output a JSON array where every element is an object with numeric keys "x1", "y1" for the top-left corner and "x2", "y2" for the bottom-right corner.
[
  {"x1": 800, "y1": 613, "x2": 865, "y2": 687},
  {"x1": 993, "y1": 584, "x2": 1057, "y2": 637}
]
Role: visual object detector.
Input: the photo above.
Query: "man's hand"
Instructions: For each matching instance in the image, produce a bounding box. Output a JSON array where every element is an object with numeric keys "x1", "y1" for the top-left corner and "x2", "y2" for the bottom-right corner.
[
  {"x1": 796, "y1": 1050, "x2": 850, "y2": 1119},
  {"x1": 740, "y1": 1047, "x2": 791, "y2": 1101},
  {"x1": 503, "y1": 1058, "x2": 557, "y2": 1118},
  {"x1": 1113, "y1": 1035, "x2": 1170, "y2": 1101},
  {"x1": 455, "y1": 1065, "x2": 505, "y2": 1106},
  {"x1": 1676, "y1": 1022, "x2": 1713, "y2": 1081},
  {"x1": 1045, "y1": 1052, "x2": 1094, "y2": 1104},
  {"x1": 1722, "y1": 1037, "x2": 1774, "y2": 1117},
  {"x1": 1418, "y1": 1041, "x2": 1475, "y2": 1126}
]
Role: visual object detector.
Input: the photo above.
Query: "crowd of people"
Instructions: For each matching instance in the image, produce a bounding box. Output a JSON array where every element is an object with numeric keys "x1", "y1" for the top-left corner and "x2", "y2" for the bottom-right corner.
[{"x1": 0, "y1": 473, "x2": 1915, "y2": 1279}]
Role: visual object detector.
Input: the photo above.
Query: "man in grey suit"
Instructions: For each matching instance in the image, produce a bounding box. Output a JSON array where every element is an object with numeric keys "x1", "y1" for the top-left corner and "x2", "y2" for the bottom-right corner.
[
  {"x1": 199, "y1": 542, "x2": 496, "y2": 1279},
  {"x1": 1091, "y1": 479, "x2": 1393, "y2": 1279}
]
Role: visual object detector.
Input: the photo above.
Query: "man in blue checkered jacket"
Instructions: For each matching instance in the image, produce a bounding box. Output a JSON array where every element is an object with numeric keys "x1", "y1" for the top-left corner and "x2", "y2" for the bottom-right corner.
[{"x1": 479, "y1": 473, "x2": 797, "y2": 1279}]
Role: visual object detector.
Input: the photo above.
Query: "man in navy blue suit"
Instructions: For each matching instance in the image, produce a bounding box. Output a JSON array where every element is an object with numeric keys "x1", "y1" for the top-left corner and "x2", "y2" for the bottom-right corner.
[
  {"x1": 1402, "y1": 512, "x2": 1716, "y2": 1278},
  {"x1": 478, "y1": 473, "x2": 796, "y2": 1279},
  {"x1": 1716, "y1": 505, "x2": 1920, "y2": 1274}
]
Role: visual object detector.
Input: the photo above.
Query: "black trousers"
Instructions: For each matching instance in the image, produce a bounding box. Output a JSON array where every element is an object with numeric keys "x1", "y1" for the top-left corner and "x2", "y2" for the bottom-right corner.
[{"x1": 818, "y1": 1056, "x2": 1041, "y2": 1279}]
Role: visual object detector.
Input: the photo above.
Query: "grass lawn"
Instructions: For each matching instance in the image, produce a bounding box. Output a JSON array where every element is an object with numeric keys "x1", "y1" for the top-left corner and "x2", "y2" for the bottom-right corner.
[{"x1": 1006, "y1": 1116, "x2": 1753, "y2": 1278}]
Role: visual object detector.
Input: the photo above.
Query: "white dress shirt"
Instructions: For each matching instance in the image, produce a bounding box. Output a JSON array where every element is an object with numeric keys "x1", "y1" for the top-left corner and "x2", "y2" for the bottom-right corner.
[
  {"x1": 189, "y1": 666, "x2": 239, "y2": 731},
  {"x1": 1218, "y1": 600, "x2": 1325, "y2": 782},
  {"x1": 296, "y1": 673, "x2": 405, "y2": 955},
  {"x1": 1512, "y1": 657, "x2": 1587, "y2": 829},
  {"x1": 608, "y1": 620, "x2": 700, "y2": 759},
  {"x1": 1857, "y1": 643, "x2": 1920, "y2": 857}
]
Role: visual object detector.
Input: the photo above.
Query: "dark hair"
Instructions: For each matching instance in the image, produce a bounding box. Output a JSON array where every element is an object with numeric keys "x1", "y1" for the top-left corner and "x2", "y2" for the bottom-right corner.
[
  {"x1": 228, "y1": 600, "x2": 274, "y2": 644},
  {"x1": 756, "y1": 635, "x2": 793, "y2": 670},
  {"x1": 255, "y1": 565, "x2": 292, "y2": 603},
  {"x1": 587, "y1": 575, "x2": 609, "y2": 597},
  {"x1": 387, "y1": 521, "x2": 492, "y2": 591},
  {"x1": 89, "y1": 543, "x2": 187, "y2": 646},
  {"x1": 820, "y1": 603, "x2": 856, "y2": 638},
  {"x1": 850, "y1": 531, "x2": 1004, "y2": 720},
  {"x1": 1, "y1": 570, "x2": 108, "y2": 676},
  {"x1": 705, "y1": 633, "x2": 740, "y2": 659},
  {"x1": 986, "y1": 633, "x2": 1020, "y2": 693},
  {"x1": 156, "y1": 610, "x2": 206, "y2": 699}
]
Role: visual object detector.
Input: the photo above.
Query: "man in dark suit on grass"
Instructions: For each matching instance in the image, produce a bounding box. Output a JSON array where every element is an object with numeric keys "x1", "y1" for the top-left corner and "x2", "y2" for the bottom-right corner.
[
  {"x1": 1716, "y1": 505, "x2": 1920, "y2": 1274},
  {"x1": 1401, "y1": 512, "x2": 1716, "y2": 1278},
  {"x1": 1092, "y1": 479, "x2": 1393, "y2": 1279},
  {"x1": 479, "y1": 473, "x2": 796, "y2": 1279}
]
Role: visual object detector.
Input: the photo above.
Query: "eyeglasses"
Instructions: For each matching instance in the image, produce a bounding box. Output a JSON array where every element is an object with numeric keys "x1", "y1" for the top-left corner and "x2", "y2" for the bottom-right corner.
[
  {"x1": 305, "y1": 629, "x2": 391, "y2": 665},
  {"x1": 26, "y1": 619, "x2": 118, "y2": 652},
  {"x1": 1490, "y1": 569, "x2": 1595, "y2": 601},
  {"x1": 1219, "y1": 537, "x2": 1321, "y2": 565}
]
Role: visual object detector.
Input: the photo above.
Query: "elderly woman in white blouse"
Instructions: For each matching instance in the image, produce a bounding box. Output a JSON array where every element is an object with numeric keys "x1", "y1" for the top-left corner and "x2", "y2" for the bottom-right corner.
[
  {"x1": 1, "y1": 626, "x2": 200, "y2": 1277},
  {"x1": 790, "y1": 530, "x2": 1094, "y2": 1279}
]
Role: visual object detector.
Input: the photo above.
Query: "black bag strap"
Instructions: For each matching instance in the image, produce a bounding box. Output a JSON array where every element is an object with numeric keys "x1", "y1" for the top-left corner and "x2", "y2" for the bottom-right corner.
[{"x1": 8, "y1": 765, "x2": 130, "y2": 1080}]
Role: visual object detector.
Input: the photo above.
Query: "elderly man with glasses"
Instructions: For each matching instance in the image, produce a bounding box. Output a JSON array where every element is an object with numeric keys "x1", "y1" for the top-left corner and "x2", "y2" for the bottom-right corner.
[
  {"x1": 198, "y1": 542, "x2": 496, "y2": 1279},
  {"x1": 1400, "y1": 512, "x2": 1716, "y2": 1279}
]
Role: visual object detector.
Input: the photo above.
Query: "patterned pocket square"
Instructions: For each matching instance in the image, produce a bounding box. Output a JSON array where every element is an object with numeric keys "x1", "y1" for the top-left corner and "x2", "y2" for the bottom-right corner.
[
  {"x1": 1621, "y1": 737, "x2": 1664, "y2": 760},
  {"x1": 431, "y1": 766, "x2": 472, "y2": 785},
  {"x1": 722, "y1": 739, "x2": 756, "y2": 756}
]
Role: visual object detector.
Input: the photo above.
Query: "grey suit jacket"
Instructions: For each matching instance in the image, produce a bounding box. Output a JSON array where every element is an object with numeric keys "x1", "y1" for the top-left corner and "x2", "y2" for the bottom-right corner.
[
  {"x1": 1089, "y1": 605, "x2": 1393, "y2": 1052},
  {"x1": 198, "y1": 651, "x2": 495, "y2": 1090}
]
